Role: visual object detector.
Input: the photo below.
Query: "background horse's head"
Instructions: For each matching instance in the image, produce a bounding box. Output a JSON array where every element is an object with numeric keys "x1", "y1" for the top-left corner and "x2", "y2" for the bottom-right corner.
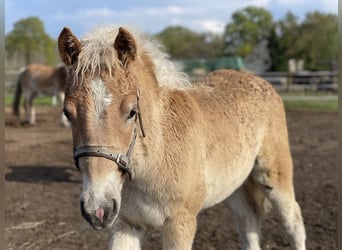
[{"x1": 57, "y1": 26, "x2": 153, "y2": 230}]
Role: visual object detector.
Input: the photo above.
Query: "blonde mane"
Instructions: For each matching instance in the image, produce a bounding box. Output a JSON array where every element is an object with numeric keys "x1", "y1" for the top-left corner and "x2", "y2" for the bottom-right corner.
[{"x1": 76, "y1": 26, "x2": 190, "y2": 89}]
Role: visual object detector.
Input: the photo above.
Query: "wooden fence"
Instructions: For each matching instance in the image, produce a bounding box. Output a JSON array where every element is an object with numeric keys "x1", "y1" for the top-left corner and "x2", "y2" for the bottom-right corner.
[{"x1": 6, "y1": 69, "x2": 338, "y2": 94}]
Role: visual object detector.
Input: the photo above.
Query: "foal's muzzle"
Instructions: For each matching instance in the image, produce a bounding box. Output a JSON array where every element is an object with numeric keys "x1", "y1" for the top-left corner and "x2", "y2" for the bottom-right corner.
[{"x1": 80, "y1": 199, "x2": 118, "y2": 230}]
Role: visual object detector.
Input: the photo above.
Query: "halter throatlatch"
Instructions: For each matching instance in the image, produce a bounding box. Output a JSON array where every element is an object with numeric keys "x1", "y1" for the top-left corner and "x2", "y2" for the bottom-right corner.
[{"x1": 73, "y1": 90, "x2": 145, "y2": 181}]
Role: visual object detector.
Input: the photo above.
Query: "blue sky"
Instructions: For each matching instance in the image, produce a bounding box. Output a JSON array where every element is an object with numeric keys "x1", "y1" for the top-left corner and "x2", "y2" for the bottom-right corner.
[{"x1": 5, "y1": 0, "x2": 337, "y2": 39}]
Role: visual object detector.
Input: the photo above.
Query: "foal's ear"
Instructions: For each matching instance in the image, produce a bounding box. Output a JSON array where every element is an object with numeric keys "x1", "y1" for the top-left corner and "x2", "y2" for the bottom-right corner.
[
  {"x1": 58, "y1": 27, "x2": 82, "y2": 66},
  {"x1": 114, "y1": 27, "x2": 137, "y2": 67}
]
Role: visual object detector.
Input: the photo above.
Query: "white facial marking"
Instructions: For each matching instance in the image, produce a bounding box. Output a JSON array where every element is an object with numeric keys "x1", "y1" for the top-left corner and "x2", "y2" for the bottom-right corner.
[{"x1": 90, "y1": 78, "x2": 112, "y2": 118}]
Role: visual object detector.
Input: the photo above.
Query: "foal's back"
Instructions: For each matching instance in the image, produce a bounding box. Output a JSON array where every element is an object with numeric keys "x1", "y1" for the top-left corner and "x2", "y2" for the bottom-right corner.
[
  {"x1": 191, "y1": 69, "x2": 282, "y2": 120},
  {"x1": 189, "y1": 69, "x2": 284, "y2": 148},
  {"x1": 190, "y1": 69, "x2": 284, "y2": 143}
]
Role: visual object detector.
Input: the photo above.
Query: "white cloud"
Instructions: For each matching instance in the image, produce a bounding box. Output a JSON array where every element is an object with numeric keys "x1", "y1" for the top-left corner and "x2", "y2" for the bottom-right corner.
[
  {"x1": 54, "y1": 8, "x2": 115, "y2": 21},
  {"x1": 275, "y1": 0, "x2": 305, "y2": 5},
  {"x1": 321, "y1": 0, "x2": 338, "y2": 13},
  {"x1": 273, "y1": 0, "x2": 337, "y2": 14},
  {"x1": 193, "y1": 19, "x2": 226, "y2": 34},
  {"x1": 163, "y1": 6, "x2": 186, "y2": 15},
  {"x1": 54, "y1": 8, "x2": 119, "y2": 34},
  {"x1": 160, "y1": 5, "x2": 188, "y2": 16},
  {"x1": 248, "y1": 0, "x2": 271, "y2": 7}
]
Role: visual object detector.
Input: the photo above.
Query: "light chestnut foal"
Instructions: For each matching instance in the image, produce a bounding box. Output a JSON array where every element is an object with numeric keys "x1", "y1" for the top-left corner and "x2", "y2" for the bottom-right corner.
[
  {"x1": 58, "y1": 26, "x2": 306, "y2": 250},
  {"x1": 12, "y1": 63, "x2": 69, "y2": 126}
]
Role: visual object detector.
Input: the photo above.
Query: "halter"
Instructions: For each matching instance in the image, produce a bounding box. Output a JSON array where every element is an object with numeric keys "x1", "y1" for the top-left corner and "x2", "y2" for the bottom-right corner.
[{"x1": 73, "y1": 90, "x2": 145, "y2": 181}]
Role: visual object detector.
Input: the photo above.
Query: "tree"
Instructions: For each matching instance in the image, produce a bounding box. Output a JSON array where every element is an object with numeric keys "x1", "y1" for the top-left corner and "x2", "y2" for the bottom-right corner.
[
  {"x1": 6, "y1": 17, "x2": 57, "y2": 67},
  {"x1": 294, "y1": 12, "x2": 337, "y2": 70},
  {"x1": 155, "y1": 26, "x2": 224, "y2": 59},
  {"x1": 268, "y1": 11, "x2": 337, "y2": 71},
  {"x1": 268, "y1": 12, "x2": 300, "y2": 71},
  {"x1": 223, "y1": 6, "x2": 274, "y2": 57}
]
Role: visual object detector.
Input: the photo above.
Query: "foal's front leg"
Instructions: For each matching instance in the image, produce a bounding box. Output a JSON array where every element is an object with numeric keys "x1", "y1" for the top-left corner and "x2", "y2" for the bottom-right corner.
[
  {"x1": 162, "y1": 212, "x2": 197, "y2": 250},
  {"x1": 108, "y1": 219, "x2": 143, "y2": 250}
]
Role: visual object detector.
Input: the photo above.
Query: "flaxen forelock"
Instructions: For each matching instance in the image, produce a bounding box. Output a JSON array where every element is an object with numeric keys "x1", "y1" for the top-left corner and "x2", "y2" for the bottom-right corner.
[{"x1": 74, "y1": 25, "x2": 191, "y2": 89}]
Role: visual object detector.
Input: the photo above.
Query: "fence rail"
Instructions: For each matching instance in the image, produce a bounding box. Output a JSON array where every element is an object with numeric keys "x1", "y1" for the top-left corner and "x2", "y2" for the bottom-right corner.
[
  {"x1": 6, "y1": 70, "x2": 338, "y2": 93},
  {"x1": 257, "y1": 71, "x2": 338, "y2": 92}
]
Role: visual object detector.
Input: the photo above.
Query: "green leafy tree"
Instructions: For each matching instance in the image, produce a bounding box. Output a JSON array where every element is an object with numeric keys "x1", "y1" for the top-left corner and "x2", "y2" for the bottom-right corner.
[
  {"x1": 223, "y1": 6, "x2": 274, "y2": 57},
  {"x1": 294, "y1": 12, "x2": 337, "y2": 70},
  {"x1": 156, "y1": 26, "x2": 224, "y2": 59},
  {"x1": 6, "y1": 16, "x2": 57, "y2": 66},
  {"x1": 268, "y1": 11, "x2": 337, "y2": 71},
  {"x1": 268, "y1": 12, "x2": 300, "y2": 71}
]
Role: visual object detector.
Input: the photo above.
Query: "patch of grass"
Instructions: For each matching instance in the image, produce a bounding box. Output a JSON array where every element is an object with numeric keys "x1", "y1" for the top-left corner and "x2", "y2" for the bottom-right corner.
[
  {"x1": 284, "y1": 99, "x2": 338, "y2": 111},
  {"x1": 5, "y1": 94, "x2": 55, "y2": 106}
]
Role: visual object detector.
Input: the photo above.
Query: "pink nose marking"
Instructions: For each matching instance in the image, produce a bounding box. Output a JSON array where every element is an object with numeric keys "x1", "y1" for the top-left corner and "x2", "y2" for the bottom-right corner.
[{"x1": 95, "y1": 208, "x2": 104, "y2": 223}]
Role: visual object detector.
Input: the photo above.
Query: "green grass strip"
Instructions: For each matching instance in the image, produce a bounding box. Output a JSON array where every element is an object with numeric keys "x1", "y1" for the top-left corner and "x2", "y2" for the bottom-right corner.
[
  {"x1": 283, "y1": 99, "x2": 338, "y2": 111},
  {"x1": 5, "y1": 94, "x2": 55, "y2": 106}
]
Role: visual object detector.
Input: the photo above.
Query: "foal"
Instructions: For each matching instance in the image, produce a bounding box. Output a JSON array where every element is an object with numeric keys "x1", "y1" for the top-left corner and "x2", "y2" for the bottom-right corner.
[{"x1": 58, "y1": 26, "x2": 306, "y2": 250}]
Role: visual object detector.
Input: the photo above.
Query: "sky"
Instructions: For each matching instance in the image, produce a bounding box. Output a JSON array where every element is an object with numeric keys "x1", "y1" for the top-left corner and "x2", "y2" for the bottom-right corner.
[{"x1": 5, "y1": 0, "x2": 338, "y2": 39}]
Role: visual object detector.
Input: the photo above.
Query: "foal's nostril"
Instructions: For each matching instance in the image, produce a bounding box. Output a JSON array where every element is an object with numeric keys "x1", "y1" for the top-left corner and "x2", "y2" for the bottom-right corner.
[
  {"x1": 80, "y1": 199, "x2": 118, "y2": 230},
  {"x1": 80, "y1": 201, "x2": 93, "y2": 224},
  {"x1": 80, "y1": 201, "x2": 86, "y2": 216},
  {"x1": 112, "y1": 199, "x2": 117, "y2": 214},
  {"x1": 105, "y1": 199, "x2": 117, "y2": 220}
]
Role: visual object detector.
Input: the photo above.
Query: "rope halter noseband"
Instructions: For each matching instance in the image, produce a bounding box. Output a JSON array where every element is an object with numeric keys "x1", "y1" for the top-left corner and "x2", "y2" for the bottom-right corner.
[{"x1": 73, "y1": 90, "x2": 145, "y2": 181}]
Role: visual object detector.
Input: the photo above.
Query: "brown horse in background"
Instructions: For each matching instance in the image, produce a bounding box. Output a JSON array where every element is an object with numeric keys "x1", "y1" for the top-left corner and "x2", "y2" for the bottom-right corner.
[
  {"x1": 58, "y1": 26, "x2": 306, "y2": 249},
  {"x1": 12, "y1": 63, "x2": 69, "y2": 126}
]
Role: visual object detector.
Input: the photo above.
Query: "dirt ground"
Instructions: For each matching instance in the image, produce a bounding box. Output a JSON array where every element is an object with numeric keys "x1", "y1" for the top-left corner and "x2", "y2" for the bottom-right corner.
[{"x1": 5, "y1": 106, "x2": 337, "y2": 250}]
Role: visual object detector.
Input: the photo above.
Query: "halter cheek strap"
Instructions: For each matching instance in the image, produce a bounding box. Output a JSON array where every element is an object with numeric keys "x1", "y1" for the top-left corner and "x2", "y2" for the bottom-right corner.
[
  {"x1": 73, "y1": 126, "x2": 137, "y2": 181},
  {"x1": 73, "y1": 90, "x2": 145, "y2": 181}
]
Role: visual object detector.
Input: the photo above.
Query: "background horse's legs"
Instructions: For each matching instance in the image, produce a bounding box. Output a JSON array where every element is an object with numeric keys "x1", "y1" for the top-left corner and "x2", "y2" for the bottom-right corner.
[
  {"x1": 29, "y1": 94, "x2": 36, "y2": 124},
  {"x1": 23, "y1": 95, "x2": 35, "y2": 125},
  {"x1": 227, "y1": 185, "x2": 263, "y2": 250},
  {"x1": 108, "y1": 219, "x2": 143, "y2": 250},
  {"x1": 58, "y1": 91, "x2": 69, "y2": 127},
  {"x1": 23, "y1": 99, "x2": 30, "y2": 123},
  {"x1": 59, "y1": 112, "x2": 69, "y2": 127},
  {"x1": 51, "y1": 95, "x2": 57, "y2": 106}
]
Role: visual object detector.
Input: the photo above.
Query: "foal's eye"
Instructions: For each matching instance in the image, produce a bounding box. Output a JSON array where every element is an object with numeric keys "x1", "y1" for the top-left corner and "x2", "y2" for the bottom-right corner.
[
  {"x1": 63, "y1": 108, "x2": 72, "y2": 121},
  {"x1": 127, "y1": 109, "x2": 136, "y2": 120}
]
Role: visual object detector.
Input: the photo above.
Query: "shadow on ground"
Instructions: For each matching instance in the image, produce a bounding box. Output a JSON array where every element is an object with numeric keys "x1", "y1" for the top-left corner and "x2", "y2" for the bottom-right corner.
[{"x1": 5, "y1": 165, "x2": 80, "y2": 184}]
